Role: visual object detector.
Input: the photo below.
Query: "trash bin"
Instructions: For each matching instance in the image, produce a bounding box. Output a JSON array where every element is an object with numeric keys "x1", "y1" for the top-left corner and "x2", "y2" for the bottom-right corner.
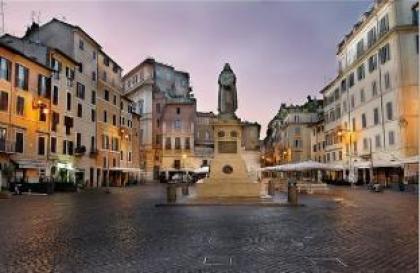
[
  {"x1": 167, "y1": 183, "x2": 177, "y2": 203},
  {"x1": 288, "y1": 179, "x2": 298, "y2": 205}
]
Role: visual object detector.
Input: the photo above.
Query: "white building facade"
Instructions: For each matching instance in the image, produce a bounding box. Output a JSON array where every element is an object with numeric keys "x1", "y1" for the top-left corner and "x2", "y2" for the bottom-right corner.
[{"x1": 321, "y1": 0, "x2": 419, "y2": 184}]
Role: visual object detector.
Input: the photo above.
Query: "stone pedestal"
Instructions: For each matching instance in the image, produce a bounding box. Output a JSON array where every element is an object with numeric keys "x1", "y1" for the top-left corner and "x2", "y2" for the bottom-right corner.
[{"x1": 196, "y1": 118, "x2": 261, "y2": 198}]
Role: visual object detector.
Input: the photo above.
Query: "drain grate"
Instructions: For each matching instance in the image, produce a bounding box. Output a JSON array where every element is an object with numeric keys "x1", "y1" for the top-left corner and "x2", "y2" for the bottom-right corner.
[{"x1": 203, "y1": 256, "x2": 233, "y2": 266}]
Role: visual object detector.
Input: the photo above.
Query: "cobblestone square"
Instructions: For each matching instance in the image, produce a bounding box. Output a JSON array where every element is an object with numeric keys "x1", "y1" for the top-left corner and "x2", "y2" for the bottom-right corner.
[{"x1": 0, "y1": 185, "x2": 418, "y2": 273}]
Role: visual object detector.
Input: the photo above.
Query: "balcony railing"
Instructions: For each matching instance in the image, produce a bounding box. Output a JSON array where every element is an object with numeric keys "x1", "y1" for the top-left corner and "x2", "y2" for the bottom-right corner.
[{"x1": 0, "y1": 140, "x2": 16, "y2": 154}]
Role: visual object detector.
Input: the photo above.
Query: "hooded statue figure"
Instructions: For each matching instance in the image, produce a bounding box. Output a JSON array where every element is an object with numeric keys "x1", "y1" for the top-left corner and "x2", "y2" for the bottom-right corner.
[{"x1": 218, "y1": 63, "x2": 238, "y2": 119}]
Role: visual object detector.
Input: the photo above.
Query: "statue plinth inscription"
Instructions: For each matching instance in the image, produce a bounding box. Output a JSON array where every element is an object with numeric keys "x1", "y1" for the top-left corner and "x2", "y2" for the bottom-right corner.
[
  {"x1": 218, "y1": 141, "x2": 237, "y2": 154},
  {"x1": 196, "y1": 63, "x2": 261, "y2": 198}
]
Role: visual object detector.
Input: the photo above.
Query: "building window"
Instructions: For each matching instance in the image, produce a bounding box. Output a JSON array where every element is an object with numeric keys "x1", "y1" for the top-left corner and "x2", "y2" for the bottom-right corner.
[
  {"x1": 174, "y1": 120, "x2": 181, "y2": 129},
  {"x1": 360, "y1": 89, "x2": 365, "y2": 103},
  {"x1": 156, "y1": 119, "x2": 160, "y2": 128},
  {"x1": 348, "y1": 72, "x2": 355, "y2": 88},
  {"x1": 120, "y1": 151, "x2": 124, "y2": 160},
  {"x1": 340, "y1": 79, "x2": 346, "y2": 92},
  {"x1": 103, "y1": 111, "x2": 107, "y2": 123},
  {"x1": 185, "y1": 137, "x2": 190, "y2": 150},
  {"x1": 79, "y1": 39, "x2": 84, "y2": 50},
  {"x1": 361, "y1": 113, "x2": 367, "y2": 128},
  {"x1": 91, "y1": 110, "x2": 96, "y2": 122},
  {"x1": 52, "y1": 112, "x2": 59, "y2": 132},
  {"x1": 372, "y1": 81, "x2": 378, "y2": 97},
  {"x1": 0, "y1": 57, "x2": 11, "y2": 81},
  {"x1": 363, "y1": 138, "x2": 369, "y2": 150},
  {"x1": 356, "y1": 39, "x2": 364, "y2": 58},
  {"x1": 352, "y1": 118, "x2": 356, "y2": 132},
  {"x1": 51, "y1": 136, "x2": 57, "y2": 153},
  {"x1": 350, "y1": 95, "x2": 355, "y2": 109},
  {"x1": 78, "y1": 63, "x2": 83, "y2": 73},
  {"x1": 368, "y1": 54, "x2": 378, "y2": 72},
  {"x1": 165, "y1": 137, "x2": 171, "y2": 149},
  {"x1": 16, "y1": 96, "x2": 24, "y2": 116},
  {"x1": 38, "y1": 75, "x2": 49, "y2": 97},
  {"x1": 53, "y1": 86, "x2": 59, "y2": 105},
  {"x1": 39, "y1": 108, "x2": 47, "y2": 122},
  {"x1": 92, "y1": 51, "x2": 96, "y2": 60},
  {"x1": 378, "y1": 14, "x2": 389, "y2": 36},
  {"x1": 66, "y1": 93, "x2": 72, "y2": 111},
  {"x1": 384, "y1": 72, "x2": 391, "y2": 89},
  {"x1": 357, "y1": 64, "x2": 365, "y2": 80},
  {"x1": 367, "y1": 27, "x2": 377, "y2": 48},
  {"x1": 92, "y1": 71, "x2": 96, "y2": 81},
  {"x1": 353, "y1": 141, "x2": 358, "y2": 154},
  {"x1": 38, "y1": 136, "x2": 46, "y2": 155},
  {"x1": 379, "y1": 43, "x2": 391, "y2": 64},
  {"x1": 112, "y1": 115, "x2": 116, "y2": 126},
  {"x1": 104, "y1": 90, "x2": 109, "y2": 101},
  {"x1": 77, "y1": 104, "x2": 83, "y2": 118},
  {"x1": 375, "y1": 134, "x2": 381, "y2": 148},
  {"x1": 15, "y1": 64, "x2": 29, "y2": 90},
  {"x1": 386, "y1": 102, "x2": 393, "y2": 120},
  {"x1": 373, "y1": 108, "x2": 379, "y2": 125},
  {"x1": 416, "y1": 35, "x2": 419, "y2": 54},
  {"x1": 113, "y1": 95, "x2": 117, "y2": 105},
  {"x1": 176, "y1": 107, "x2": 180, "y2": 114},
  {"x1": 175, "y1": 137, "x2": 181, "y2": 150},
  {"x1": 91, "y1": 90, "x2": 96, "y2": 105},
  {"x1": 76, "y1": 133, "x2": 82, "y2": 148},
  {"x1": 76, "y1": 82, "x2": 85, "y2": 99},
  {"x1": 388, "y1": 131, "x2": 395, "y2": 145},
  {"x1": 15, "y1": 132, "x2": 23, "y2": 153},
  {"x1": 128, "y1": 151, "x2": 132, "y2": 162}
]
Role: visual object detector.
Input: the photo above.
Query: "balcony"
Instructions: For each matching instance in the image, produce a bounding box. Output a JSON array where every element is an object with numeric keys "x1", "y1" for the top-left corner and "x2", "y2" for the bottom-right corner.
[
  {"x1": 74, "y1": 145, "x2": 86, "y2": 156},
  {"x1": 89, "y1": 148, "x2": 98, "y2": 157},
  {"x1": 0, "y1": 140, "x2": 16, "y2": 154}
]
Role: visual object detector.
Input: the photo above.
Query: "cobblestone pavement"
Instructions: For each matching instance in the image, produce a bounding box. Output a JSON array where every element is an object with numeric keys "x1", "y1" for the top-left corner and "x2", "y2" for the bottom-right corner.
[{"x1": 0, "y1": 184, "x2": 417, "y2": 273}]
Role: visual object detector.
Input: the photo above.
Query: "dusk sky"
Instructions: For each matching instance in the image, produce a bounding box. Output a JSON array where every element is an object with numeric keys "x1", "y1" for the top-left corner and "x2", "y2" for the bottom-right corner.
[{"x1": 5, "y1": 0, "x2": 371, "y2": 136}]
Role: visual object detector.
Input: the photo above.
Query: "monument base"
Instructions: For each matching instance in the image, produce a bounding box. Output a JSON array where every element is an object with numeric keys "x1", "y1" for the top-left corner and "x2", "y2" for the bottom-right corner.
[
  {"x1": 196, "y1": 180, "x2": 261, "y2": 198},
  {"x1": 195, "y1": 119, "x2": 261, "y2": 199}
]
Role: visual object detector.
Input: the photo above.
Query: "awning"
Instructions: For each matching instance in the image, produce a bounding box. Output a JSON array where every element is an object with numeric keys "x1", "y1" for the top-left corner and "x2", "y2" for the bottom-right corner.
[
  {"x1": 108, "y1": 167, "x2": 144, "y2": 173},
  {"x1": 193, "y1": 166, "x2": 209, "y2": 174},
  {"x1": 401, "y1": 156, "x2": 420, "y2": 164},
  {"x1": 354, "y1": 160, "x2": 402, "y2": 169},
  {"x1": 260, "y1": 161, "x2": 343, "y2": 172},
  {"x1": 14, "y1": 160, "x2": 48, "y2": 169}
]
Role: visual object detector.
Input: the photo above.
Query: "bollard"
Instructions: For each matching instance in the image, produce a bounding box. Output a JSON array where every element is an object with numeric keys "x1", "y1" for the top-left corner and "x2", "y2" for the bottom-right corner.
[
  {"x1": 182, "y1": 183, "x2": 189, "y2": 196},
  {"x1": 167, "y1": 183, "x2": 177, "y2": 203},
  {"x1": 288, "y1": 179, "x2": 298, "y2": 205},
  {"x1": 268, "y1": 180, "x2": 275, "y2": 196}
]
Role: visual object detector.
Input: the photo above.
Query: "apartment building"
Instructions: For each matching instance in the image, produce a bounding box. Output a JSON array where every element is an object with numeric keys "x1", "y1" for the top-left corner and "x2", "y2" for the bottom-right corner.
[
  {"x1": 123, "y1": 58, "x2": 194, "y2": 180},
  {"x1": 0, "y1": 19, "x2": 143, "y2": 187},
  {"x1": 262, "y1": 98, "x2": 322, "y2": 166},
  {"x1": 194, "y1": 111, "x2": 216, "y2": 168},
  {"x1": 321, "y1": 0, "x2": 419, "y2": 184},
  {"x1": 161, "y1": 100, "x2": 196, "y2": 179},
  {"x1": 0, "y1": 44, "x2": 52, "y2": 184},
  {"x1": 309, "y1": 117, "x2": 326, "y2": 163},
  {"x1": 21, "y1": 19, "x2": 101, "y2": 186}
]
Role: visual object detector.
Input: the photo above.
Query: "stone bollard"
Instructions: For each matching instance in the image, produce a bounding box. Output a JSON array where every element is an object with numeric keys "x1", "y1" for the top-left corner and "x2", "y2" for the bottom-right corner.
[
  {"x1": 288, "y1": 179, "x2": 298, "y2": 205},
  {"x1": 167, "y1": 183, "x2": 177, "y2": 203},
  {"x1": 268, "y1": 180, "x2": 275, "y2": 196},
  {"x1": 182, "y1": 183, "x2": 189, "y2": 196}
]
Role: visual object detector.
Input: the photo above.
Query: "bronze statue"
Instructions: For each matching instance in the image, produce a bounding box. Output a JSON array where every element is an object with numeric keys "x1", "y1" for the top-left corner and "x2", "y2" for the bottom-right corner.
[{"x1": 218, "y1": 63, "x2": 238, "y2": 119}]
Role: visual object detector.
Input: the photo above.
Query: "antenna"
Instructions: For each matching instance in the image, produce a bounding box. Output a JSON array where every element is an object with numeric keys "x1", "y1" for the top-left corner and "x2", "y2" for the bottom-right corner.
[{"x1": 0, "y1": 0, "x2": 5, "y2": 35}]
